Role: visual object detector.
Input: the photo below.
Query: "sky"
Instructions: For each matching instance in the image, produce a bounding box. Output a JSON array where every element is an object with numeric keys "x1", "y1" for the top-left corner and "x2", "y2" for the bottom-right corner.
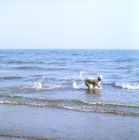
[{"x1": 0, "y1": 0, "x2": 139, "y2": 49}]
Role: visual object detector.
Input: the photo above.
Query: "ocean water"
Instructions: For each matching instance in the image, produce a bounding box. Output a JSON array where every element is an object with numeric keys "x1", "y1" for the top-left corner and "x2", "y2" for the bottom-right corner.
[{"x1": 0, "y1": 49, "x2": 139, "y2": 140}]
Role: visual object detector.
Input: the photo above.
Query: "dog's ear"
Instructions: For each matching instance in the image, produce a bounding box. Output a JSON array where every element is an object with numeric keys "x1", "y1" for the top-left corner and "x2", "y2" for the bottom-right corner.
[
  {"x1": 98, "y1": 75, "x2": 103, "y2": 79},
  {"x1": 98, "y1": 76, "x2": 102, "y2": 81}
]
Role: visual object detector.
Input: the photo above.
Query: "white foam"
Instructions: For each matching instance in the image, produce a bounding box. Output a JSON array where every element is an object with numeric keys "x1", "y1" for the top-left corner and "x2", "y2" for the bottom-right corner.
[
  {"x1": 32, "y1": 76, "x2": 45, "y2": 89},
  {"x1": 73, "y1": 81, "x2": 86, "y2": 89},
  {"x1": 8, "y1": 94, "x2": 21, "y2": 98},
  {"x1": 94, "y1": 86, "x2": 102, "y2": 89},
  {"x1": 44, "y1": 84, "x2": 61, "y2": 89},
  {"x1": 32, "y1": 81, "x2": 42, "y2": 89},
  {"x1": 73, "y1": 81, "x2": 79, "y2": 89},
  {"x1": 115, "y1": 83, "x2": 139, "y2": 90}
]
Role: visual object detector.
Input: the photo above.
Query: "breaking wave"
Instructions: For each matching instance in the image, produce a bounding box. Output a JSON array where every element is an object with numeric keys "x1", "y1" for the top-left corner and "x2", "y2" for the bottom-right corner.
[
  {"x1": 1, "y1": 97, "x2": 139, "y2": 116},
  {"x1": 115, "y1": 83, "x2": 139, "y2": 90}
]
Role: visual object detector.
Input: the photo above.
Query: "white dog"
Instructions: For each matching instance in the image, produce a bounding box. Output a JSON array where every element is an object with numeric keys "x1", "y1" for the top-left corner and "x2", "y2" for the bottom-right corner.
[{"x1": 85, "y1": 76, "x2": 102, "y2": 90}]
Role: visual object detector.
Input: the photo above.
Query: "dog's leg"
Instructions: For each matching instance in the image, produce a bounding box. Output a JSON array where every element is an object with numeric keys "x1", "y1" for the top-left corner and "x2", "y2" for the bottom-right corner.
[
  {"x1": 93, "y1": 85, "x2": 96, "y2": 89},
  {"x1": 85, "y1": 80, "x2": 91, "y2": 90}
]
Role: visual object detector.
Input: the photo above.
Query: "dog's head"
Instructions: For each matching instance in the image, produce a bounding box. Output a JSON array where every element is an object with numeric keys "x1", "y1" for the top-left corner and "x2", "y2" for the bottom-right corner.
[{"x1": 98, "y1": 76, "x2": 102, "y2": 82}]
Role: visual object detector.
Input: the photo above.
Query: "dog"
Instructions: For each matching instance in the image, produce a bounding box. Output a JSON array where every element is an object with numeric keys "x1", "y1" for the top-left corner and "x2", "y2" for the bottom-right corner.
[{"x1": 85, "y1": 76, "x2": 102, "y2": 90}]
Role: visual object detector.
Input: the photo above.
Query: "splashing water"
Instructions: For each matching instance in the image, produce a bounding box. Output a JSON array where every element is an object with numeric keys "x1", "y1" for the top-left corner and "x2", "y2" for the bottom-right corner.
[
  {"x1": 73, "y1": 81, "x2": 79, "y2": 89},
  {"x1": 32, "y1": 76, "x2": 45, "y2": 89},
  {"x1": 72, "y1": 71, "x2": 85, "y2": 89},
  {"x1": 72, "y1": 81, "x2": 86, "y2": 90}
]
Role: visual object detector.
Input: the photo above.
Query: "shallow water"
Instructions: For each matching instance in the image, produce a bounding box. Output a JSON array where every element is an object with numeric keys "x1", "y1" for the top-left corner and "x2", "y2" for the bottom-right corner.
[{"x1": 0, "y1": 49, "x2": 139, "y2": 140}]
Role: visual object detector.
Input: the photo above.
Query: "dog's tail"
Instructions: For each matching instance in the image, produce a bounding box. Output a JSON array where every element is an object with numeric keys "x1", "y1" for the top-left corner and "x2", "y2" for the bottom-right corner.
[{"x1": 79, "y1": 71, "x2": 84, "y2": 80}]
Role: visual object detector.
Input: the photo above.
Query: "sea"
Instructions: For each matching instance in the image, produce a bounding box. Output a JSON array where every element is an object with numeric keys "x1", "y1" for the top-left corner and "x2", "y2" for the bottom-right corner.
[{"x1": 0, "y1": 49, "x2": 139, "y2": 140}]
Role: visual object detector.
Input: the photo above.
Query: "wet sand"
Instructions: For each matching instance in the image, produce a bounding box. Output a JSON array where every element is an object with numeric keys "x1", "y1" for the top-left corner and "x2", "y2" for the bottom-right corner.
[{"x1": 0, "y1": 104, "x2": 139, "y2": 140}]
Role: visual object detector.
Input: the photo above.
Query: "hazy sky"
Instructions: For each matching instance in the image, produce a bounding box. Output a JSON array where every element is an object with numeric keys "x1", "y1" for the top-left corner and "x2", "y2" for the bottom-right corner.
[{"x1": 0, "y1": 0, "x2": 139, "y2": 49}]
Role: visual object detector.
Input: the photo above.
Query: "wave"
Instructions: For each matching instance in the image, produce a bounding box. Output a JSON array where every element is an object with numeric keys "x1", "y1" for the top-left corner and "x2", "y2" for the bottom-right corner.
[
  {"x1": 7, "y1": 94, "x2": 22, "y2": 98},
  {"x1": 15, "y1": 66, "x2": 43, "y2": 70},
  {"x1": 115, "y1": 83, "x2": 139, "y2": 90},
  {"x1": 7, "y1": 60, "x2": 25, "y2": 64},
  {"x1": 3, "y1": 94, "x2": 139, "y2": 108},
  {"x1": 34, "y1": 98, "x2": 139, "y2": 108},
  {"x1": 61, "y1": 106, "x2": 139, "y2": 116},
  {"x1": 1, "y1": 98, "x2": 139, "y2": 116},
  {"x1": 1, "y1": 100, "x2": 139, "y2": 116},
  {"x1": 0, "y1": 134, "x2": 53, "y2": 140},
  {"x1": 75, "y1": 60, "x2": 95, "y2": 63},
  {"x1": 1, "y1": 76, "x2": 22, "y2": 80},
  {"x1": 46, "y1": 67, "x2": 68, "y2": 71},
  {"x1": 7, "y1": 60, "x2": 45, "y2": 64}
]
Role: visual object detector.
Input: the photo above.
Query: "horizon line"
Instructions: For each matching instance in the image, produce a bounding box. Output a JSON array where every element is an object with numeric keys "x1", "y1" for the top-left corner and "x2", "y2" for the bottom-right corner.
[{"x1": 0, "y1": 48, "x2": 139, "y2": 50}]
